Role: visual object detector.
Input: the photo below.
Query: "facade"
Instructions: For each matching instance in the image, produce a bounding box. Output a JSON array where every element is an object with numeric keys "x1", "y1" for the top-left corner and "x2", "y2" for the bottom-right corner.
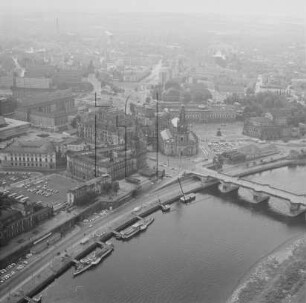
[
  {"x1": 15, "y1": 77, "x2": 52, "y2": 89},
  {"x1": 0, "y1": 140, "x2": 57, "y2": 170},
  {"x1": 67, "y1": 147, "x2": 138, "y2": 181},
  {"x1": 67, "y1": 175, "x2": 112, "y2": 205},
  {"x1": 158, "y1": 101, "x2": 236, "y2": 123},
  {"x1": 0, "y1": 200, "x2": 53, "y2": 246},
  {"x1": 0, "y1": 117, "x2": 30, "y2": 142},
  {"x1": 243, "y1": 117, "x2": 282, "y2": 140},
  {"x1": 159, "y1": 106, "x2": 199, "y2": 157}
]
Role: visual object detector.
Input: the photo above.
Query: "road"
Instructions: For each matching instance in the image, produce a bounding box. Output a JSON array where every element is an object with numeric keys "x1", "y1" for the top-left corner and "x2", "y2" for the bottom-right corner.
[{"x1": 0, "y1": 178, "x2": 199, "y2": 303}]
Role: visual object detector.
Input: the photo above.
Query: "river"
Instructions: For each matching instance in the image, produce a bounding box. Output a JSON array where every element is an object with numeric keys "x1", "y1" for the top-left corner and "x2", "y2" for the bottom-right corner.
[{"x1": 42, "y1": 166, "x2": 306, "y2": 303}]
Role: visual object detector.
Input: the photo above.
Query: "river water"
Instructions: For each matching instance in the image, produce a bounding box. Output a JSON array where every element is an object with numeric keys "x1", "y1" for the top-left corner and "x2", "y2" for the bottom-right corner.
[{"x1": 43, "y1": 166, "x2": 306, "y2": 303}]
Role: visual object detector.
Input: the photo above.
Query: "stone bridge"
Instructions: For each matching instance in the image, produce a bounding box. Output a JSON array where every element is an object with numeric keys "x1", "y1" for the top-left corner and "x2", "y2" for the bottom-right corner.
[{"x1": 184, "y1": 168, "x2": 306, "y2": 217}]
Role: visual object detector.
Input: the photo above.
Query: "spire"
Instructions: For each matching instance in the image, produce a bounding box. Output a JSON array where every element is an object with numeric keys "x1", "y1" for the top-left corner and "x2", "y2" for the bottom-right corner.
[{"x1": 178, "y1": 105, "x2": 188, "y2": 133}]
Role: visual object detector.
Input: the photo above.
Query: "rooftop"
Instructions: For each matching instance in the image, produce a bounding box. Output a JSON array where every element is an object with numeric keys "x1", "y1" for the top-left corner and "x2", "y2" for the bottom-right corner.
[{"x1": 4, "y1": 140, "x2": 56, "y2": 154}]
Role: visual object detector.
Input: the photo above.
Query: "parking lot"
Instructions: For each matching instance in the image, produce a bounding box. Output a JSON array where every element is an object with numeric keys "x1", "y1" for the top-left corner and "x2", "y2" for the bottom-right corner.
[
  {"x1": 4, "y1": 174, "x2": 81, "y2": 210},
  {"x1": 0, "y1": 171, "x2": 41, "y2": 188},
  {"x1": 0, "y1": 255, "x2": 31, "y2": 286}
]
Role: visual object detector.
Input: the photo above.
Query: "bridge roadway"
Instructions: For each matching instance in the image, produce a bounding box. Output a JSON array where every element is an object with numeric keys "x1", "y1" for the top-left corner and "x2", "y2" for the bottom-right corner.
[{"x1": 187, "y1": 168, "x2": 306, "y2": 206}]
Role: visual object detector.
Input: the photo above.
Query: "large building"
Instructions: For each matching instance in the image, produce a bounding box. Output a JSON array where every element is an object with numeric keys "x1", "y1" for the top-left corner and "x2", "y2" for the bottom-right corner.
[
  {"x1": 67, "y1": 175, "x2": 112, "y2": 205},
  {"x1": 0, "y1": 195, "x2": 53, "y2": 246},
  {"x1": 67, "y1": 147, "x2": 138, "y2": 181},
  {"x1": 159, "y1": 106, "x2": 199, "y2": 157},
  {"x1": 156, "y1": 101, "x2": 236, "y2": 123},
  {"x1": 243, "y1": 117, "x2": 282, "y2": 140},
  {"x1": 0, "y1": 117, "x2": 30, "y2": 142},
  {"x1": 0, "y1": 140, "x2": 57, "y2": 170},
  {"x1": 14, "y1": 89, "x2": 75, "y2": 131}
]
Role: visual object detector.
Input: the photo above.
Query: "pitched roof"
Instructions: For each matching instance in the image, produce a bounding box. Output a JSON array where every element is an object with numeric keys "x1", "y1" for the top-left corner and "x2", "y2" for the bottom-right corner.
[{"x1": 4, "y1": 140, "x2": 56, "y2": 154}]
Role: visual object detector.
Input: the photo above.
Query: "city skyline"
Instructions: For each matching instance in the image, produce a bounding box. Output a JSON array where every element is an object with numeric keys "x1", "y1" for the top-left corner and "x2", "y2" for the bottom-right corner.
[{"x1": 1, "y1": 0, "x2": 306, "y2": 17}]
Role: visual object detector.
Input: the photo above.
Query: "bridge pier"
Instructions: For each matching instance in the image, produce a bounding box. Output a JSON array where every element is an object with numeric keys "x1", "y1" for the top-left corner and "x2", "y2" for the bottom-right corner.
[
  {"x1": 252, "y1": 191, "x2": 270, "y2": 204},
  {"x1": 199, "y1": 176, "x2": 216, "y2": 184},
  {"x1": 218, "y1": 181, "x2": 239, "y2": 194}
]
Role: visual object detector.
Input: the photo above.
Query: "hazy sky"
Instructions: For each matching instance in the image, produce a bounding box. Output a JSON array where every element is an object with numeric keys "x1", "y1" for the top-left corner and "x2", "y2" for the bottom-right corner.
[{"x1": 1, "y1": 0, "x2": 306, "y2": 16}]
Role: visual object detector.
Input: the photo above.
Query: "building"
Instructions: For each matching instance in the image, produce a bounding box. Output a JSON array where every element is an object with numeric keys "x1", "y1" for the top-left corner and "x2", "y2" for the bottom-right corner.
[
  {"x1": 222, "y1": 144, "x2": 278, "y2": 163},
  {"x1": 159, "y1": 106, "x2": 198, "y2": 157},
  {"x1": 14, "y1": 89, "x2": 75, "y2": 131},
  {"x1": 0, "y1": 96, "x2": 16, "y2": 116},
  {"x1": 159, "y1": 102, "x2": 236, "y2": 123},
  {"x1": 67, "y1": 175, "x2": 112, "y2": 205},
  {"x1": 0, "y1": 117, "x2": 30, "y2": 142},
  {"x1": 122, "y1": 66, "x2": 151, "y2": 82},
  {"x1": 67, "y1": 147, "x2": 138, "y2": 181},
  {"x1": 0, "y1": 140, "x2": 57, "y2": 170},
  {"x1": 15, "y1": 77, "x2": 52, "y2": 89},
  {"x1": 243, "y1": 117, "x2": 282, "y2": 140},
  {"x1": 0, "y1": 195, "x2": 53, "y2": 246}
]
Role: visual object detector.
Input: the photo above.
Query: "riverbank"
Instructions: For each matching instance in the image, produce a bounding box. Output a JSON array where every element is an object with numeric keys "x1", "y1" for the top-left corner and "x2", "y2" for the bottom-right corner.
[
  {"x1": 227, "y1": 232, "x2": 306, "y2": 303},
  {"x1": 3, "y1": 180, "x2": 203, "y2": 303}
]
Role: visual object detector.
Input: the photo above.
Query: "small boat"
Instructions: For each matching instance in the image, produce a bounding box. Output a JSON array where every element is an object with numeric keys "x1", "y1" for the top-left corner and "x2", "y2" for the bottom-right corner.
[
  {"x1": 160, "y1": 203, "x2": 171, "y2": 212},
  {"x1": 24, "y1": 295, "x2": 42, "y2": 303},
  {"x1": 32, "y1": 296, "x2": 42, "y2": 303},
  {"x1": 158, "y1": 199, "x2": 171, "y2": 212},
  {"x1": 180, "y1": 193, "x2": 196, "y2": 203}
]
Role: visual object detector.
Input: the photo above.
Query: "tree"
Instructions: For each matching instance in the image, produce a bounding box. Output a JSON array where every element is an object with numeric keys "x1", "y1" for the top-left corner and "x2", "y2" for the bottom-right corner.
[{"x1": 188, "y1": 83, "x2": 212, "y2": 103}]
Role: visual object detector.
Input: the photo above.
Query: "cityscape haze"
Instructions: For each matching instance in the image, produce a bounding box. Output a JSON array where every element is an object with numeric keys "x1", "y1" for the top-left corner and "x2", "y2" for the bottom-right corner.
[{"x1": 1, "y1": 1, "x2": 306, "y2": 303}]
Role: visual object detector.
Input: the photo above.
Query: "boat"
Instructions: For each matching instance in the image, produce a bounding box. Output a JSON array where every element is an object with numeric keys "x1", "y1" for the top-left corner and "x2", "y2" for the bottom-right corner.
[
  {"x1": 74, "y1": 243, "x2": 114, "y2": 276},
  {"x1": 180, "y1": 193, "x2": 196, "y2": 203},
  {"x1": 32, "y1": 296, "x2": 42, "y2": 303},
  {"x1": 139, "y1": 217, "x2": 154, "y2": 231},
  {"x1": 73, "y1": 259, "x2": 93, "y2": 277},
  {"x1": 160, "y1": 203, "x2": 171, "y2": 212},
  {"x1": 24, "y1": 295, "x2": 42, "y2": 303},
  {"x1": 158, "y1": 199, "x2": 171, "y2": 212},
  {"x1": 91, "y1": 242, "x2": 114, "y2": 265},
  {"x1": 119, "y1": 224, "x2": 142, "y2": 240}
]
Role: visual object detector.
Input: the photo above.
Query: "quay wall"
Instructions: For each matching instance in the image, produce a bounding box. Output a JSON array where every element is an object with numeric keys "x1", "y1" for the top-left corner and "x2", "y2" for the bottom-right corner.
[
  {"x1": 11, "y1": 158, "x2": 306, "y2": 302},
  {"x1": 14, "y1": 182, "x2": 203, "y2": 303},
  {"x1": 0, "y1": 192, "x2": 133, "y2": 269}
]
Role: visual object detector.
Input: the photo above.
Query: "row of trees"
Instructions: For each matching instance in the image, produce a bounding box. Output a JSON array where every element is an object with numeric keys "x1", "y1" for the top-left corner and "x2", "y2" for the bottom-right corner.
[
  {"x1": 225, "y1": 92, "x2": 306, "y2": 126},
  {"x1": 151, "y1": 80, "x2": 212, "y2": 104}
]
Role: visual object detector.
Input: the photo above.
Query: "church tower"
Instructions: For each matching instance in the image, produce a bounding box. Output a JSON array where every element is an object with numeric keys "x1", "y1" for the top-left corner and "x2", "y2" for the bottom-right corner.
[{"x1": 177, "y1": 106, "x2": 188, "y2": 134}]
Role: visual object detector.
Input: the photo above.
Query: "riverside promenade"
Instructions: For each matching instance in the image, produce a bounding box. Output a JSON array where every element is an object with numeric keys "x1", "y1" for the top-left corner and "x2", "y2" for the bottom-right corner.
[{"x1": 0, "y1": 178, "x2": 203, "y2": 303}]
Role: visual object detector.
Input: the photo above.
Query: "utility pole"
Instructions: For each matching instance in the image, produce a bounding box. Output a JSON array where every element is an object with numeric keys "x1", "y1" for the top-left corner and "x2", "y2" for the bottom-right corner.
[
  {"x1": 93, "y1": 92, "x2": 112, "y2": 178},
  {"x1": 116, "y1": 95, "x2": 131, "y2": 179},
  {"x1": 94, "y1": 93, "x2": 97, "y2": 177},
  {"x1": 156, "y1": 93, "x2": 159, "y2": 179}
]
